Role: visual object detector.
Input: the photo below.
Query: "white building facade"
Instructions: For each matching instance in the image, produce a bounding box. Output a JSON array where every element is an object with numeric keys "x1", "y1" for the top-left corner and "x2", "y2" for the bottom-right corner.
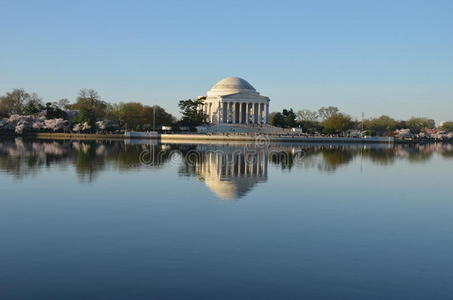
[{"x1": 201, "y1": 77, "x2": 270, "y2": 125}]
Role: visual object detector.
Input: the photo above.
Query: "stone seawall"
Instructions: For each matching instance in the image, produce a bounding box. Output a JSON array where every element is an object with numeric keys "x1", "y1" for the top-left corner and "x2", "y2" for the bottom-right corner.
[
  {"x1": 160, "y1": 134, "x2": 394, "y2": 143},
  {"x1": 0, "y1": 132, "x2": 395, "y2": 143},
  {"x1": 24, "y1": 133, "x2": 125, "y2": 140}
]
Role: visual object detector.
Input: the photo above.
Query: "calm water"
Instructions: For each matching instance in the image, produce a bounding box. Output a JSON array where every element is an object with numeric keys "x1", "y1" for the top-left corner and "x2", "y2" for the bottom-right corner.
[{"x1": 1, "y1": 138, "x2": 453, "y2": 300}]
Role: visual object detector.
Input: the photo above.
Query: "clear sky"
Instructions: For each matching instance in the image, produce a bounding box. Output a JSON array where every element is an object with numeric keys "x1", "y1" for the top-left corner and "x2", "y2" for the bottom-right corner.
[{"x1": 1, "y1": 0, "x2": 452, "y2": 123}]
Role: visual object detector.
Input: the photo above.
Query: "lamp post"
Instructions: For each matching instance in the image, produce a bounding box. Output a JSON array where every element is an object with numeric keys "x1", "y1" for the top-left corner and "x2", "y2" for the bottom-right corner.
[{"x1": 153, "y1": 106, "x2": 156, "y2": 132}]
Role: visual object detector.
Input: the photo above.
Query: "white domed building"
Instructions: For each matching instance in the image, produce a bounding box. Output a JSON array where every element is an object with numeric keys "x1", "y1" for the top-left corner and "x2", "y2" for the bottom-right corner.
[{"x1": 201, "y1": 77, "x2": 270, "y2": 125}]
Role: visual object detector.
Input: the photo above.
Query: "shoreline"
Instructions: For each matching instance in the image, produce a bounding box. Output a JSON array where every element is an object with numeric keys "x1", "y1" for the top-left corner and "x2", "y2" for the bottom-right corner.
[{"x1": 2, "y1": 132, "x2": 450, "y2": 144}]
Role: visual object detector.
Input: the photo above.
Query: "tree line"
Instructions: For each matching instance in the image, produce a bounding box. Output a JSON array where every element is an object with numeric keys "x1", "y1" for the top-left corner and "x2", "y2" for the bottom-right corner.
[
  {"x1": 269, "y1": 106, "x2": 450, "y2": 135},
  {"x1": 1, "y1": 88, "x2": 452, "y2": 135},
  {"x1": 0, "y1": 88, "x2": 175, "y2": 132}
]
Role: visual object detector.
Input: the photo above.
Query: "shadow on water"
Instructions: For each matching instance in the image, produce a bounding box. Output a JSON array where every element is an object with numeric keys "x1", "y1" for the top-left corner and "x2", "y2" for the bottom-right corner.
[{"x1": 1, "y1": 138, "x2": 452, "y2": 198}]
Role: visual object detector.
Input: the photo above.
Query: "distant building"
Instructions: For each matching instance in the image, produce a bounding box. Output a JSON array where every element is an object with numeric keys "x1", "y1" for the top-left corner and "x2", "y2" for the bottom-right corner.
[
  {"x1": 346, "y1": 129, "x2": 362, "y2": 137},
  {"x1": 201, "y1": 77, "x2": 270, "y2": 125}
]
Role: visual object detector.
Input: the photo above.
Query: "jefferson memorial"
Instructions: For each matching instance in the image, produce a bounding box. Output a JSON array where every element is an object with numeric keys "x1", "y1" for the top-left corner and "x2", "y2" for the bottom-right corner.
[{"x1": 201, "y1": 77, "x2": 270, "y2": 125}]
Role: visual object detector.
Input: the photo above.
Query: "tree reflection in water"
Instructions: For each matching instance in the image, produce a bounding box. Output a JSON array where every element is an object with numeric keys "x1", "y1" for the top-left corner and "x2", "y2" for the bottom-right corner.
[{"x1": 0, "y1": 138, "x2": 452, "y2": 198}]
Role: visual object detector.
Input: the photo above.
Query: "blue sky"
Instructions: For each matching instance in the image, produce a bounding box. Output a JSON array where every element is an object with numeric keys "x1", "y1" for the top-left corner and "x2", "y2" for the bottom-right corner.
[{"x1": 1, "y1": 0, "x2": 452, "y2": 122}]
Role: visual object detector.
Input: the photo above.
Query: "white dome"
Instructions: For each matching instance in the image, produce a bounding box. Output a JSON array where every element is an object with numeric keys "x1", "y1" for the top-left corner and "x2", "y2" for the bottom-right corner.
[
  {"x1": 207, "y1": 77, "x2": 258, "y2": 97},
  {"x1": 204, "y1": 177, "x2": 265, "y2": 200}
]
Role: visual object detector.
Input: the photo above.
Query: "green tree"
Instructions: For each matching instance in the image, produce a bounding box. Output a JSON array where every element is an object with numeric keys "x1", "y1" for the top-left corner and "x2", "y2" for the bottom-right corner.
[
  {"x1": 98, "y1": 102, "x2": 174, "y2": 130},
  {"x1": 178, "y1": 97, "x2": 206, "y2": 127},
  {"x1": 282, "y1": 108, "x2": 297, "y2": 128},
  {"x1": 406, "y1": 117, "x2": 435, "y2": 133},
  {"x1": 322, "y1": 113, "x2": 354, "y2": 134},
  {"x1": 396, "y1": 120, "x2": 407, "y2": 129},
  {"x1": 365, "y1": 115, "x2": 398, "y2": 135},
  {"x1": 440, "y1": 121, "x2": 453, "y2": 132},
  {"x1": 23, "y1": 97, "x2": 44, "y2": 115},
  {"x1": 104, "y1": 103, "x2": 121, "y2": 122},
  {"x1": 269, "y1": 109, "x2": 297, "y2": 128},
  {"x1": 299, "y1": 120, "x2": 322, "y2": 133},
  {"x1": 141, "y1": 105, "x2": 174, "y2": 129},
  {"x1": 118, "y1": 102, "x2": 144, "y2": 130},
  {"x1": 68, "y1": 89, "x2": 107, "y2": 127},
  {"x1": 0, "y1": 88, "x2": 34, "y2": 116},
  {"x1": 44, "y1": 102, "x2": 67, "y2": 119},
  {"x1": 269, "y1": 112, "x2": 285, "y2": 127}
]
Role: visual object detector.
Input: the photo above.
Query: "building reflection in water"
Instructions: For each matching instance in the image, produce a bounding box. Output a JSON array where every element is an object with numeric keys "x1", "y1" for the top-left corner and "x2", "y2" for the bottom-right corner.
[
  {"x1": 188, "y1": 145, "x2": 268, "y2": 200},
  {"x1": 1, "y1": 138, "x2": 453, "y2": 200}
]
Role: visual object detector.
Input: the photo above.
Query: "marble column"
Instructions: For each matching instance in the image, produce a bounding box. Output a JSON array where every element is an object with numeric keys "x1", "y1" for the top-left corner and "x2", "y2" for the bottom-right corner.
[
  {"x1": 210, "y1": 103, "x2": 214, "y2": 123},
  {"x1": 246, "y1": 103, "x2": 250, "y2": 124},
  {"x1": 239, "y1": 102, "x2": 243, "y2": 124},
  {"x1": 258, "y1": 103, "x2": 263, "y2": 124},
  {"x1": 225, "y1": 102, "x2": 228, "y2": 124},
  {"x1": 266, "y1": 103, "x2": 269, "y2": 124},
  {"x1": 255, "y1": 103, "x2": 260, "y2": 124},
  {"x1": 253, "y1": 103, "x2": 258, "y2": 124},
  {"x1": 232, "y1": 102, "x2": 236, "y2": 124},
  {"x1": 217, "y1": 104, "x2": 221, "y2": 124},
  {"x1": 217, "y1": 103, "x2": 221, "y2": 123},
  {"x1": 226, "y1": 103, "x2": 229, "y2": 123}
]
